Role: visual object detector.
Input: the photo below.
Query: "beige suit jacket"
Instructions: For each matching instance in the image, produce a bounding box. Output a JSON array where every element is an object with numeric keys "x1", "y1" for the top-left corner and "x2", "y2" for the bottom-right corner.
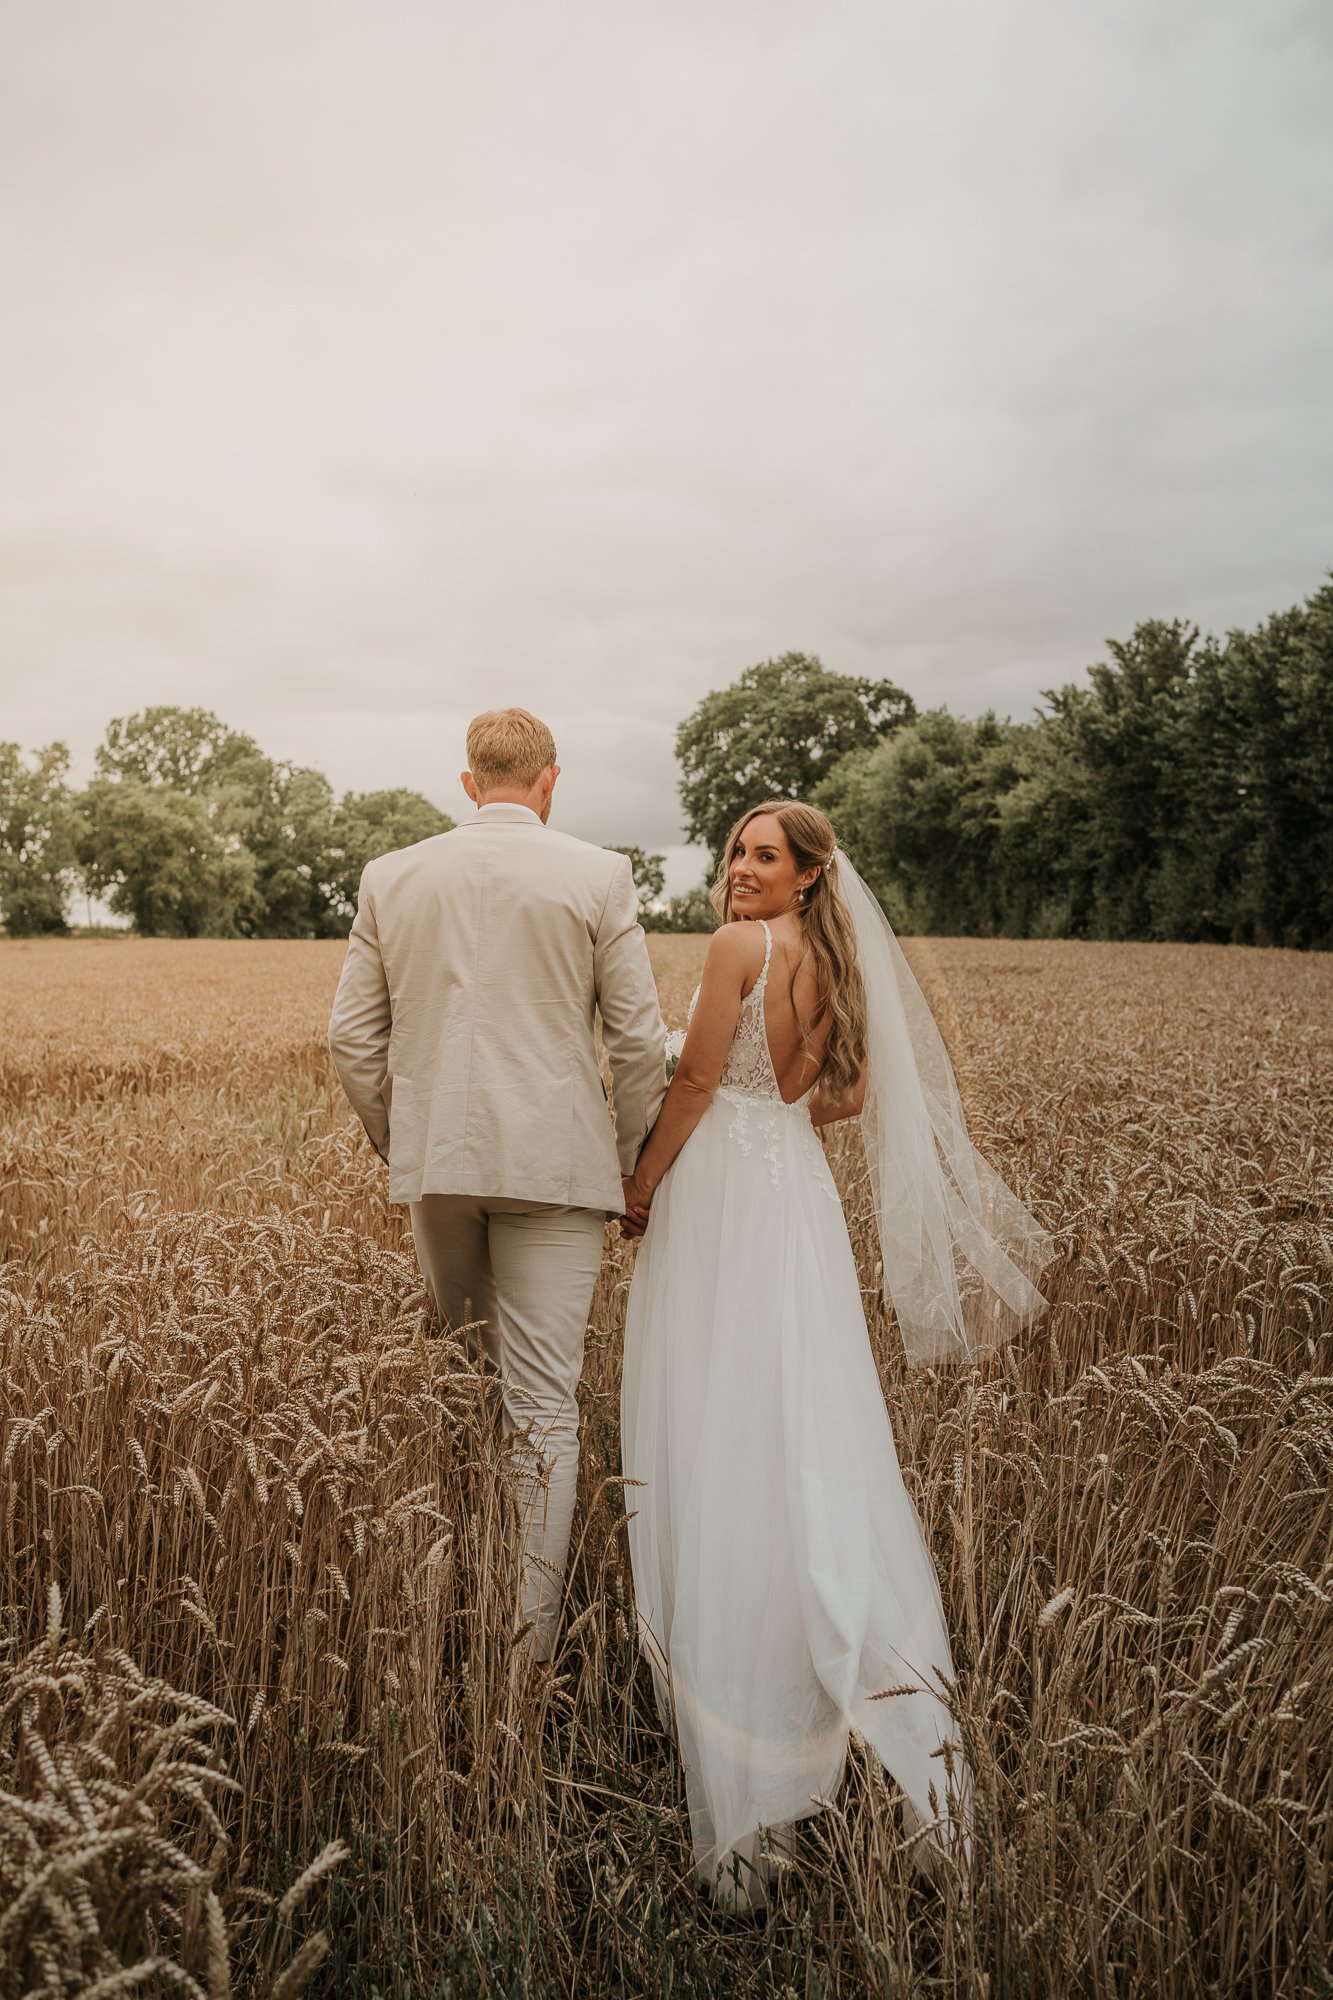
[{"x1": 327, "y1": 806, "x2": 666, "y2": 1213}]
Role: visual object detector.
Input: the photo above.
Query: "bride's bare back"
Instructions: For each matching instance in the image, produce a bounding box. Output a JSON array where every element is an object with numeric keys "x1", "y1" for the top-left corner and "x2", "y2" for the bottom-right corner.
[
  {"x1": 744, "y1": 912, "x2": 832, "y2": 1104},
  {"x1": 625, "y1": 866, "x2": 865, "y2": 1219}
]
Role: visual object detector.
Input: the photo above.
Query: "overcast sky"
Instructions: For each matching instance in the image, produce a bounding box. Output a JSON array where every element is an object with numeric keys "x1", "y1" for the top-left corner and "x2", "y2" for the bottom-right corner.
[{"x1": 3, "y1": 0, "x2": 1331, "y2": 893}]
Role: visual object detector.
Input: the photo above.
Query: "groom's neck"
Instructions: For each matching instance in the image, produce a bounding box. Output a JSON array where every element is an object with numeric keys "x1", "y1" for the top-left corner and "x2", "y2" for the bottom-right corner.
[{"x1": 476, "y1": 787, "x2": 552, "y2": 824}]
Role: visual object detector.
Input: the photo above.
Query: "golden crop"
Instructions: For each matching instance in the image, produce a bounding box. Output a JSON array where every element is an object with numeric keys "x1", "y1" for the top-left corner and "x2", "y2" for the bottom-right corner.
[{"x1": 1, "y1": 933, "x2": 1329, "y2": 1998}]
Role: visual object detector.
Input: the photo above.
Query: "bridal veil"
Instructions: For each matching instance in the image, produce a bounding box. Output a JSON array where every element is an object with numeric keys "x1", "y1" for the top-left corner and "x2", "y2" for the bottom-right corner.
[{"x1": 830, "y1": 848, "x2": 1057, "y2": 1368}]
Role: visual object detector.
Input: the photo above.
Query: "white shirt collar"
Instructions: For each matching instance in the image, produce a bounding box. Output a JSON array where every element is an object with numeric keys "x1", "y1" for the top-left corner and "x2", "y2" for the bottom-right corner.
[{"x1": 475, "y1": 801, "x2": 543, "y2": 825}]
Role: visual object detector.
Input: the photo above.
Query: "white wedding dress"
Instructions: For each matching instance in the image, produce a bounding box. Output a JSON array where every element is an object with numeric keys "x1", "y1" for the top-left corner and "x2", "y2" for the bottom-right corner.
[{"x1": 620, "y1": 920, "x2": 974, "y2": 1910}]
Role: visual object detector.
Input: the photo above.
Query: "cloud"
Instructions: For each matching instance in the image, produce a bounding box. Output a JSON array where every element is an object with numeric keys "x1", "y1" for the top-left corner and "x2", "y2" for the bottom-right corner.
[{"x1": 1, "y1": 0, "x2": 1330, "y2": 892}]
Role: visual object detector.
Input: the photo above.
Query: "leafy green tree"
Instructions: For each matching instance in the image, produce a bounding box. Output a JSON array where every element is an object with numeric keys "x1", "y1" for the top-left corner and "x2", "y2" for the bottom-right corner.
[
  {"x1": 1141, "y1": 632, "x2": 1252, "y2": 944},
  {"x1": 81, "y1": 708, "x2": 451, "y2": 937},
  {"x1": 815, "y1": 586, "x2": 1333, "y2": 946},
  {"x1": 86, "y1": 709, "x2": 298, "y2": 936},
  {"x1": 1214, "y1": 583, "x2": 1333, "y2": 948},
  {"x1": 94, "y1": 706, "x2": 248, "y2": 793},
  {"x1": 236, "y1": 764, "x2": 340, "y2": 939},
  {"x1": 677, "y1": 652, "x2": 915, "y2": 864},
  {"x1": 988, "y1": 712, "x2": 1099, "y2": 938},
  {"x1": 0, "y1": 742, "x2": 79, "y2": 935},
  {"x1": 77, "y1": 777, "x2": 259, "y2": 937},
  {"x1": 1014, "y1": 607, "x2": 1332, "y2": 947},
  {"x1": 815, "y1": 710, "x2": 1030, "y2": 933},
  {"x1": 608, "y1": 845, "x2": 667, "y2": 915},
  {"x1": 325, "y1": 789, "x2": 454, "y2": 924},
  {"x1": 1041, "y1": 620, "x2": 1201, "y2": 939},
  {"x1": 642, "y1": 882, "x2": 719, "y2": 933}
]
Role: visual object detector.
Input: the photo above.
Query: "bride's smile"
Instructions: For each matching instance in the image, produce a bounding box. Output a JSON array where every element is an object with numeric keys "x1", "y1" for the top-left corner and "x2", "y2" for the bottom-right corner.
[{"x1": 727, "y1": 812, "x2": 820, "y2": 920}]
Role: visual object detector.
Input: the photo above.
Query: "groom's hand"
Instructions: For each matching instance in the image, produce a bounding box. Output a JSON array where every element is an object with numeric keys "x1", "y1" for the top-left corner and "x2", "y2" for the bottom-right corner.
[{"x1": 619, "y1": 1175, "x2": 652, "y2": 1239}]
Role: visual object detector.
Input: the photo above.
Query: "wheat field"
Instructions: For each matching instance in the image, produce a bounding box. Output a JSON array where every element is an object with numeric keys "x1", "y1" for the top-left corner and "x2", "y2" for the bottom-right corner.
[{"x1": 1, "y1": 933, "x2": 1330, "y2": 1999}]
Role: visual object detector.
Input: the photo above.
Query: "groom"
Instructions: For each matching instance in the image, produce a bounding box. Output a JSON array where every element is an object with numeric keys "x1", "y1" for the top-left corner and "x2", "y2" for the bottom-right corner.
[{"x1": 327, "y1": 706, "x2": 666, "y2": 1661}]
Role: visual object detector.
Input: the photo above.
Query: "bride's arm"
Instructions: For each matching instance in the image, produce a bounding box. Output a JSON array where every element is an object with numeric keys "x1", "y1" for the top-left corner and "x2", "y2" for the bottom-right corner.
[
  {"x1": 622, "y1": 923, "x2": 761, "y2": 1208},
  {"x1": 808, "y1": 1066, "x2": 867, "y2": 1129}
]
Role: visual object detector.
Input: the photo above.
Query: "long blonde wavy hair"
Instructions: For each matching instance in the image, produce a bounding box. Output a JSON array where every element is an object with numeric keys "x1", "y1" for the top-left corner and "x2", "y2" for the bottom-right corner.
[{"x1": 710, "y1": 800, "x2": 867, "y2": 1099}]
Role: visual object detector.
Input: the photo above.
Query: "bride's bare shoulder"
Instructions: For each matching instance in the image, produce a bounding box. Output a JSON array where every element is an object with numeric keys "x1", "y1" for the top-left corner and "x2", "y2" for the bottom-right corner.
[
  {"x1": 706, "y1": 919, "x2": 766, "y2": 956},
  {"x1": 702, "y1": 920, "x2": 767, "y2": 981}
]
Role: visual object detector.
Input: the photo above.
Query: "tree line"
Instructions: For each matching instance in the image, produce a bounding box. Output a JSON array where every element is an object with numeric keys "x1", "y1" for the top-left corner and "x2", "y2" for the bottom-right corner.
[
  {"x1": 660, "y1": 574, "x2": 1333, "y2": 948},
  {"x1": 0, "y1": 708, "x2": 450, "y2": 938},
  {"x1": 3, "y1": 572, "x2": 1330, "y2": 945}
]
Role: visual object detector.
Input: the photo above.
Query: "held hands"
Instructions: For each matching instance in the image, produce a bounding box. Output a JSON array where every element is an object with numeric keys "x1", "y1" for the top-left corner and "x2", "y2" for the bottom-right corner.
[{"x1": 619, "y1": 1171, "x2": 654, "y2": 1240}]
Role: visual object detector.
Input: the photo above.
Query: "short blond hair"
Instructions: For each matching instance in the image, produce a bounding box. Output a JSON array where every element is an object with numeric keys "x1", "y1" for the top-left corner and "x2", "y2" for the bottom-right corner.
[{"x1": 465, "y1": 708, "x2": 558, "y2": 793}]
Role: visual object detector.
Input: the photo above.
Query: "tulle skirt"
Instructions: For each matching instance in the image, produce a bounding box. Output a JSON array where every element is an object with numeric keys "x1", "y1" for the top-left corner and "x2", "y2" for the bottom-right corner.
[{"x1": 620, "y1": 1086, "x2": 973, "y2": 1909}]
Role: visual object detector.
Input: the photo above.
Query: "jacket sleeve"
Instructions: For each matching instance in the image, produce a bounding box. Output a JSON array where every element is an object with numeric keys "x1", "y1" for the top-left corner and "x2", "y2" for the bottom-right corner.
[
  {"x1": 328, "y1": 862, "x2": 393, "y2": 1161},
  {"x1": 594, "y1": 855, "x2": 667, "y2": 1177}
]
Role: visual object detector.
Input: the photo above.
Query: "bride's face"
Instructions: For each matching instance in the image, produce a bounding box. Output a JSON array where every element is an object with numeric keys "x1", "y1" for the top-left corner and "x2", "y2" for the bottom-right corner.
[{"x1": 729, "y1": 814, "x2": 817, "y2": 918}]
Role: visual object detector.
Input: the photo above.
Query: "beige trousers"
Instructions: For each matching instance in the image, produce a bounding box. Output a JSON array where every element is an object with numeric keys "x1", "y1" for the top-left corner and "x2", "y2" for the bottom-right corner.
[{"x1": 408, "y1": 1193, "x2": 607, "y2": 1661}]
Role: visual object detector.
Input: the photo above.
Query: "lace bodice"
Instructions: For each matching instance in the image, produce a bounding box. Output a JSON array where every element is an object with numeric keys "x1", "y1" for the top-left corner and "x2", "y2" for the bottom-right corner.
[
  {"x1": 687, "y1": 920, "x2": 816, "y2": 1107},
  {"x1": 685, "y1": 920, "x2": 833, "y2": 1195}
]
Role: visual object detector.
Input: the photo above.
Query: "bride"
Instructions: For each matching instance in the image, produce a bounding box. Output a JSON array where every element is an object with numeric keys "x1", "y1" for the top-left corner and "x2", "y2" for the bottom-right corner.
[{"x1": 617, "y1": 800, "x2": 1055, "y2": 1912}]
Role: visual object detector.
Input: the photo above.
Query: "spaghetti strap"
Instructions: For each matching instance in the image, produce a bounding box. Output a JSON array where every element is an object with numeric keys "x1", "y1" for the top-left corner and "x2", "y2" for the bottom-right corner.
[{"x1": 756, "y1": 919, "x2": 774, "y2": 987}]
